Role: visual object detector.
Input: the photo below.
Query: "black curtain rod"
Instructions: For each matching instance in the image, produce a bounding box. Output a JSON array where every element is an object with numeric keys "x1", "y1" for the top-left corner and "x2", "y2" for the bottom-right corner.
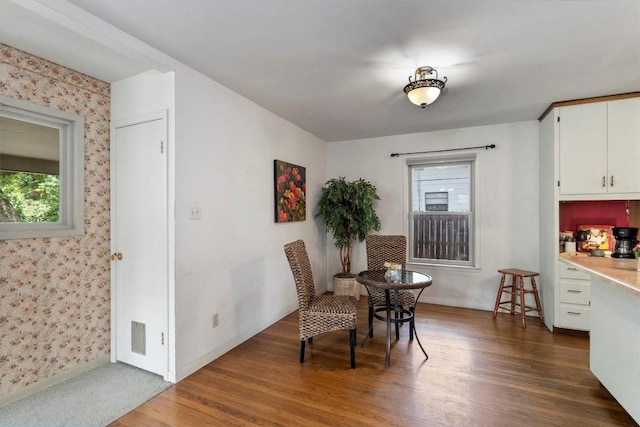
[{"x1": 390, "y1": 144, "x2": 496, "y2": 157}]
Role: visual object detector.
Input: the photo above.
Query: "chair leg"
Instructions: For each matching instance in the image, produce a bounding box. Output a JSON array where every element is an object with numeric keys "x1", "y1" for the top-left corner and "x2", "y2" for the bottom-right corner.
[
  {"x1": 519, "y1": 276, "x2": 527, "y2": 328},
  {"x1": 368, "y1": 304, "x2": 374, "y2": 338},
  {"x1": 349, "y1": 329, "x2": 356, "y2": 369},
  {"x1": 395, "y1": 311, "x2": 400, "y2": 340},
  {"x1": 530, "y1": 276, "x2": 545, "y2": 324},
  {"x1": 308, "y1": 337, "x2": 313, "y2": 344},
  {"x1": 492, "y1": 273, "x2": 507, "y2": 318},
  {"x1": 511, "y1": 275, "x2": 517, "y2": 314},
  {"x1": 300, "y1": 340, "x2": 305, "y2": 363},
  {"x1": 394, "y1": 304, "x2": 405, "y2": 339}
]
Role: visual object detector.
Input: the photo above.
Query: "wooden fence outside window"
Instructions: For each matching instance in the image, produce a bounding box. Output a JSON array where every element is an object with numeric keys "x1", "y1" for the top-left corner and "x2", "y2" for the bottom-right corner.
[{"x1": 412, "y1": 212, "x2": 470, "y2": 261}]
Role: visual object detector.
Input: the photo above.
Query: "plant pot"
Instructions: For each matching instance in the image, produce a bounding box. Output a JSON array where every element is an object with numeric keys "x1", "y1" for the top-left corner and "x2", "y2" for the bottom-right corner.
[{"x1": 333, "y1": 275, "x2": 360, "y2": 301}]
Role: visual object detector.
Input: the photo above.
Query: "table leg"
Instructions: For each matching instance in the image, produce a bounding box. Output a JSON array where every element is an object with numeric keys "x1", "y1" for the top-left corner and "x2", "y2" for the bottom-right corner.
[
  {"x1": 411, "y1": 322, "x2": 429, "y2": 361},
  {"x1": 393, "y1": 290, "x2": 400, "y2": 340},
  {"x1": 413, "y1": 287, "x2": 428, "y2": 360},
  {"x1": 385, "y1": 289, "x2": 391, "y2": 367}
]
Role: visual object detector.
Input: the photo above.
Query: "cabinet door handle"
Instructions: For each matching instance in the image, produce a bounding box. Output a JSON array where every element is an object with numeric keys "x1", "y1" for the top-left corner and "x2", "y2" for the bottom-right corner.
[
  {"x1": 566, "y1": 312, "x2": 582, "y2": 316},
  {"x1": 602, "y1": 176, "x2": 606, "y2": 187},
  {"x1": 567, "y1": 290, "x2": 582, "y2": 293},
  {"x1": 567, "y1": 267, "x2": 579, "y2": 271},
  {"x1": 610, "y1": 175, "x2": 614, "y2": 187}
]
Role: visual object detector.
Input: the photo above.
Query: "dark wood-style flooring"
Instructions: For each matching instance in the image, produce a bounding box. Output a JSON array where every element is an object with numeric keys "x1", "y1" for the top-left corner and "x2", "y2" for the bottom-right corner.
[{"x1": 110, "y1": 299, "x2": 637, "y2": 426}]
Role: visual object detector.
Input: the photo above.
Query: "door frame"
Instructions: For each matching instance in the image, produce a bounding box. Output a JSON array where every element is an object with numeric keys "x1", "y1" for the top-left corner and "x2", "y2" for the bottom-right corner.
[{"x1": 110, "y1": 110, "x2": 173, "y2": 381}]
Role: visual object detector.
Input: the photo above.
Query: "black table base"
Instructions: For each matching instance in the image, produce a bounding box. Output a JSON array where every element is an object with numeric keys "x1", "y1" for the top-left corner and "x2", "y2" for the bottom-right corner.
[{"x1": 361, "y1": 288, "x2": 428, "y2": 367}]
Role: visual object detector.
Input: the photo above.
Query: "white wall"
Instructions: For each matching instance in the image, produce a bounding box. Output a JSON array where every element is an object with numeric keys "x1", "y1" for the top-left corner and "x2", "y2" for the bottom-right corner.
[
  {"x1": 173, "y1": 63, "x2": 327, "y2": 381},
  {"x1": 110, "y1": 67, "x2": 539, "y2": 380},
  {"x1": 327, "y1": 121, "x2": 540, "y2": 311}
]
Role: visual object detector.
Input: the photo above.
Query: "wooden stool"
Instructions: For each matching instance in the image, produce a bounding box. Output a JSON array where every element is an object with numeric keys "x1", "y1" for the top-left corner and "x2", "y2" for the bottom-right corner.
[{"x1": 492, "y1": 268, "x2": 544, "y2": 328}]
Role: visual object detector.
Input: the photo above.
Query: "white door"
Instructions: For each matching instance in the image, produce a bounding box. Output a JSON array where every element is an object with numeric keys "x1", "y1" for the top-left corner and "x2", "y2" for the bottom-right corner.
[{"x1": 111, "y1": 114, "x2": 168, "y2": 377}]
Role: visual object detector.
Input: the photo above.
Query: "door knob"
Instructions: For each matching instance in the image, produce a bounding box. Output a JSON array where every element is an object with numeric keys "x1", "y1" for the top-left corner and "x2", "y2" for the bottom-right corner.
[{"x1": 111, "y1": 252, "x2": 123, "y2": 261}]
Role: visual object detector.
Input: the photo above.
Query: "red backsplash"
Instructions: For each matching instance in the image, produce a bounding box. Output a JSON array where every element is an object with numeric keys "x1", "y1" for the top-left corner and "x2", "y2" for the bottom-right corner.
[{"x1": 559, "y1": 200, "x2": 629, "y2": 232}]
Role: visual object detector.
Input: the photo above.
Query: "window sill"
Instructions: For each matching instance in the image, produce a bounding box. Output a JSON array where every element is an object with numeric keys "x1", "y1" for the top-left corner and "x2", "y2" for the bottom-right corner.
[
  {"x1": 0, "y1": 224, "x2": 84, "y2": 240},
  {"x1": 407, "y1": 261, "x2": 482, "y2": 272}
]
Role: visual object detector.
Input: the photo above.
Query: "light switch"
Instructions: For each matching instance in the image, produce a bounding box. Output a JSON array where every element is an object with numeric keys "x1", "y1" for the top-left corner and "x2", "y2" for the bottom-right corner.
[{"x1": 190, "y1": 206, "x2": 201, "y2": 220}]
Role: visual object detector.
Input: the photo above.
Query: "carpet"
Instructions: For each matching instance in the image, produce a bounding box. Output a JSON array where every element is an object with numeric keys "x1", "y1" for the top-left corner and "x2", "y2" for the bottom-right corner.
[{"x1": 0, "y1": 362, "x2": 171, "y2": 427}]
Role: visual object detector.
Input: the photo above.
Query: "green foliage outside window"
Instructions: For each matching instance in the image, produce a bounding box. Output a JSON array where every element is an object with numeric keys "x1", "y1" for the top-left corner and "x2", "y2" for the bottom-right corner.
[{"x1": 0, "y1": 171, "x2": 60, "y2": 222}]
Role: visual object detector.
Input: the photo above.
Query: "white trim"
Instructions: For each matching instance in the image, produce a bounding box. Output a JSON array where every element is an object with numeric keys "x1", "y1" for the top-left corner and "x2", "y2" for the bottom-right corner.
[
  {"x1": 0, "y1": 96, "x2": 84, "y2": 239},
  {"x1": 110, "y1": 110, "x2": 173, "y2": 382},
  {"x1": 405, "y1": 153, "x2": 481, "y2": 269}
]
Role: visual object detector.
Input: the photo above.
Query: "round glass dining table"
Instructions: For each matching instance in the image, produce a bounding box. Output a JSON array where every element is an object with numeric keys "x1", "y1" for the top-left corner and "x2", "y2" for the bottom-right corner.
[{"x1": 356, "y1": 269, "x2": 433, "y2": 367}]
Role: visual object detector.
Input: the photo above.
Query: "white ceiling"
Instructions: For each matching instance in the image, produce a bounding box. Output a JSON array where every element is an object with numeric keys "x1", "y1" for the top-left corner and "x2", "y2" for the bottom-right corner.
[{"x1": 2, "y1": 0, "x2": 640, "y2": 142}]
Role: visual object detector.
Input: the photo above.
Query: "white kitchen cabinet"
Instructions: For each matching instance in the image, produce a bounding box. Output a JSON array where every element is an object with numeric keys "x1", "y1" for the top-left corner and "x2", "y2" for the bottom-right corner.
[
  {"x1": 608, "y1": 97, "x2": 640, "y2": 194},
  {"x1": 558, "y1": 97, "x2": 640, "y2": 197},
  {"x1": 559, "y1": 280, "x2": 590, "y2": 304},
  {"x1": 558, "y1": 263, "x2": 591, "y2": 281},
  {"x1": 558, "y1": 304, "x2": 590, "y2": 330},
  {"x1": 558, "y1": 102, "x2": 607, "y2": 195},
  {"x1": 557, "y1": 263, "x2": 590, "y2": 331}
]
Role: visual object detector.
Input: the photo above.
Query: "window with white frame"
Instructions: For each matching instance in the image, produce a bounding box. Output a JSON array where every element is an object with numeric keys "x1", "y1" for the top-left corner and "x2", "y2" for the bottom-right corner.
[
  {"x1": 408, "y1": 155, "x2": 477, "y2": 267},
  {"x1": 0, "y1": 97, "x2": 84, "y2": 239}
]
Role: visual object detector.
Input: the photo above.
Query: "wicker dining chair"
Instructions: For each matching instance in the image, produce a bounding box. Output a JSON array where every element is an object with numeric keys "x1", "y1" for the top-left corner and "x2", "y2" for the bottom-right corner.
[
  {"x1": 365, "y1": 234, "x2": 416, "y2": 340},
  {"x1": 284, "y1": 239, "x2": 357, "y2": 368}
]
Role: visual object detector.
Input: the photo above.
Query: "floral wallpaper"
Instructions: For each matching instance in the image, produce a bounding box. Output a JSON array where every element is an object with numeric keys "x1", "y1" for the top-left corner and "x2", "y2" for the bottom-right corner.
[{"x1": 0, "y1": 43, "x2": 111, "y2": 397}]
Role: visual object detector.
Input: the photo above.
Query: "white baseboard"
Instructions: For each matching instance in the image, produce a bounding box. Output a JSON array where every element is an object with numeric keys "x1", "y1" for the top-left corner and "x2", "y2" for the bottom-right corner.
[{"x1": 0, "y1": 355, "x2": 110, "y2": 408}]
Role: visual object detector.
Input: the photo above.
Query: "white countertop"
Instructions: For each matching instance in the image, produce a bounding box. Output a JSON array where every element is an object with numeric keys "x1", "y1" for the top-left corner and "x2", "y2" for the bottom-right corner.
[{"x1": 559, "y1": 253, "x2": 640, "y2": 296}]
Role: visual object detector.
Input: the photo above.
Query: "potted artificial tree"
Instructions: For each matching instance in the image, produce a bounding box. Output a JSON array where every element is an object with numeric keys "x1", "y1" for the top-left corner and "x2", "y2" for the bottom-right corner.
[{"x1": 316, "y1": 177, "x2": 381, "y2": 299}]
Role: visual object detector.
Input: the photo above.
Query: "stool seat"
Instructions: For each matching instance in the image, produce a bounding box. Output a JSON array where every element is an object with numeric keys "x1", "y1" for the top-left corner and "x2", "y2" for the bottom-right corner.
[
  {"x1": 493, "y1": 268, "x2": 544, "y2": 328},
  {"x1": 498, "y1": 268, "x2": 538, "y2": 278}
]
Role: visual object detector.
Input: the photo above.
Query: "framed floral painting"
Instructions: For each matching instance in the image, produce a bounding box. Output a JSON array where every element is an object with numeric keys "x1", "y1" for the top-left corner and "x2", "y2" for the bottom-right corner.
[{"x1": 274, "y1": 160, "x2": 306, "y2": 222}]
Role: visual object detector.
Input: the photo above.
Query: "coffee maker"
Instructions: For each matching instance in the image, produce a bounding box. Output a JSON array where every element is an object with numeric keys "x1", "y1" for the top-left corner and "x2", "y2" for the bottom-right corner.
[
  {"x1": 576, "y1": 229, "x2": 591, "y2": 252},
  {"x1": 611, "y1": 227, "x2": 638, "y2": 258}
]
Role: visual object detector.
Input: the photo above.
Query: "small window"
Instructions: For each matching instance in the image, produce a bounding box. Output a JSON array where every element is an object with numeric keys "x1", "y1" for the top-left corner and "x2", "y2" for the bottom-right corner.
[
  {"x1": 408, "y1": 155, "x2": 477, "y2": 267},
  {"x1": 0, "y1": 97, "x2": 84, "y2": 239},
  {"x1": 425, "y1": 191, "x2": 448, "y2": 211}
]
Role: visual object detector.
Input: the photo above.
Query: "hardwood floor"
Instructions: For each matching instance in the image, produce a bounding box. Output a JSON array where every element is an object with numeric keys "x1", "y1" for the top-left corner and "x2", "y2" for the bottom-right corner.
[{"x1": 110, "y1": 300, "x2": 637, "y2": 426}]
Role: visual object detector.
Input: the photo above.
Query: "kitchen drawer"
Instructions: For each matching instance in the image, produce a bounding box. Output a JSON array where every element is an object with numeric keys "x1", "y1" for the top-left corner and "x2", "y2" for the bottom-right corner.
[
  {"x1": 558, "y1": 304, "x2": 590, "y2": 331},
  {"x1": 559, "y1": 280, "x2": 590, "y2": 305},
  {"x1": 559, "y1": 262, "x2": 591, "y2": 280}
]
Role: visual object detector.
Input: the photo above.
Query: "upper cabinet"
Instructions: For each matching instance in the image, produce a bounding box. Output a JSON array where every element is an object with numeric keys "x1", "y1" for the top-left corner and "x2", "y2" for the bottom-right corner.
[
  {"x1": 558, "y1": 102, "x2": 608, "y2": 195},
  {"x1": 558, "y1": 97, "x2": 640, "y2": 198},
  {"x1": 608, "y1": 98, "x2": 640, "y2": 194}
]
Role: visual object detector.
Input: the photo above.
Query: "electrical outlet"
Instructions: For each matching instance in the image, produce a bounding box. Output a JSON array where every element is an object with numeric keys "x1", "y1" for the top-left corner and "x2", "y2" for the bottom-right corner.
[{"x1": 212, "y1": 313, "x2": 219, "y2": 328}]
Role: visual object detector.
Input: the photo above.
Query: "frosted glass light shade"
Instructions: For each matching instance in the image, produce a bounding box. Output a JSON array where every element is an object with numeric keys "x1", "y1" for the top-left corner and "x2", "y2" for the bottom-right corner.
[{"x1": 407, "y1": 86, "x2": 442, "y2": 107}]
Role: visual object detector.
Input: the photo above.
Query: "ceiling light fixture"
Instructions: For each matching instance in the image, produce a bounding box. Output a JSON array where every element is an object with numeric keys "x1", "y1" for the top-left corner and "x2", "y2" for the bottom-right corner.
[{"x1": 403, "y1": 66, "x2": 447, "y2": 108}]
